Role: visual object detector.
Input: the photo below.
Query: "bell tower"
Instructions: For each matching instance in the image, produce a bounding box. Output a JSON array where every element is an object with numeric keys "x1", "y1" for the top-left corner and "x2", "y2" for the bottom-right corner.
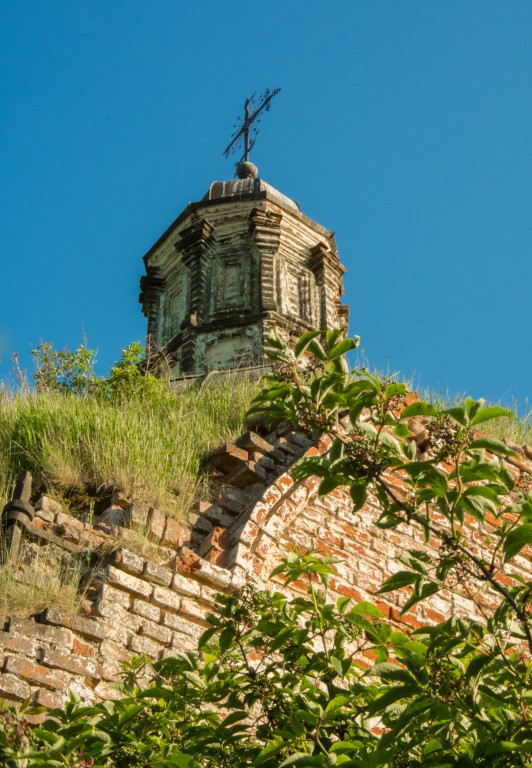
[{"x1": 139, "y1": 160, "x2": 349, "y2": 378}]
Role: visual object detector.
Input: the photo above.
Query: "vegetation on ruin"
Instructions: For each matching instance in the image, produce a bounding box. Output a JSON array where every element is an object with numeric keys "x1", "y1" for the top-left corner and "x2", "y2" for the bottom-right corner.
[
  {"x1": 0, "y1": 545, "x2": 83, "y2": 618},
  {"x1": 2, "y1": 331, "x2": 532, "y2": 766},
  {"x1": 1, "y1": 338, "x2": 529, "y2": 518},
  {"x1": 0, "y1": 342, "x2": 261, "y2": 515}
]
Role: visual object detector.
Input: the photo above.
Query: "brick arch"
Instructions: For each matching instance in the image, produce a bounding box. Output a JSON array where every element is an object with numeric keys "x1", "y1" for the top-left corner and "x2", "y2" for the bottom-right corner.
[{"x1": 225, "y1": 432, "x2": 505, "y2": 634}]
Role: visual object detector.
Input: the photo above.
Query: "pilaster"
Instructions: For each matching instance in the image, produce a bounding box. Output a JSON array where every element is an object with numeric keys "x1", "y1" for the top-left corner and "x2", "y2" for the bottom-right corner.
[
  {"x1": 139, "y1": 266, "x2": 166, "y2": 343},
  {"x1": 309, "y1": 242, "x2": 345, "y2": 330},
  {"x1": 177, "y1": 219, "x2": 216, "y2": 371},
  {"x1": 249, "y1": 207, "x2": 282, "y2": 313}
]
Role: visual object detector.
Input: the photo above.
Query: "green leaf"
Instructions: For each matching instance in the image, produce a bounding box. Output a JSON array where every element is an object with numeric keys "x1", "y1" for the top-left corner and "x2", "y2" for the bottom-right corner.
[
  {"x1": 253, "y1": 740, "x2": 288, "y2": 766},
  {"x1": 351, "y1": 601, "x2": 384, "y2": 618},
  {"x1": 198, "y1": 626, "x2": 218, "y2": 649},
  {"x1": 328, "y1": 337, "x2": 360, "y2": 359},
  {"x1": 402, "y1": 439, "x2": 417, "y2": 460},
  {"x1": 443, "y1": 406, "x2": 468, "y2": 426},
  {"x1": 503, "y1": 524, "x2": 532, "y2": 562},
  {"x1": 308, "y1": 338, "x2": 328, "y2": 361},
  {"x1": 220, "y1": 710, "x2": 248, "y2": 726},
  {"x1": 370, "y1": 683, "x2": 421, "y2": 712},
  {"x1": 377, "y1": 431, "x2": 401, "y2": 456},
  {"x1": 279, "y1": 754, "x2": 322, "y2": 767},
  {"x1": 468, "y1": 437, "x2": 517, "y2": 457},
  {"x1": 292, "y1": 456, "x2": 331, "y2": 479},
  {"x1": 470, "y1": 405, "x2": 514, "y2": 426},
  {"x1": 385, "y1": 382, "x2": 407, "y2": 399},
  {"x1": 330, "y1": 655, "x2": 344, "y2": 677},
  {"x1": 400, "y1": 402, "x2": 438, "y2": 418},
  {"x1": 378, "y1": 571, "x2": 418, "y2": 593},
  {"x1": 319, "y1": 475, "x2": 345, "y2": 496},
  {"x1": 326, "y1": 328, "x2": 345, "y2": 349},
  {"x1": 264, "y1": 333, "x2": 285, "y2": 350},
  {"x1": 394, "y1": 422, "x2": 410, "y2": 438},
  {"x1": 350, "y1": 482, "x2": 368, "y2": 511},
  {"x1": 478, "y1": 741, "x2": 532, "y2": 758},
  {"x1": 400, "y1": 580, "x2": 439, "y2": 614},
  {"x1": 219, "y1": 627, "x2": 235, "y2": 653},
  {"x1": 329, "y1": 437, "x2": 344, "y2": 462},
  {"x1": 324, "y1": 695, "x2": 350, "y2": 714},
  {"x1": 294, "y1": 330, "x2": 322, "y2": 358}
]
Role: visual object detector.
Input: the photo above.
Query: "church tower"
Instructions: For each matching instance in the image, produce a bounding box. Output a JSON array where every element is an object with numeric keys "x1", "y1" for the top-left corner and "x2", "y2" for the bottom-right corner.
[{"x1": 139, "y1": 160, "x2": 349, "y2": 378}]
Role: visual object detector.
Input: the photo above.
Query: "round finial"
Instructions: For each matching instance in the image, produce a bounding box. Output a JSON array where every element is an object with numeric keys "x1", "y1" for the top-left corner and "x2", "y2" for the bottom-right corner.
[{"x1": 236, "y1": 161, "x2": 258, "y2": 179}]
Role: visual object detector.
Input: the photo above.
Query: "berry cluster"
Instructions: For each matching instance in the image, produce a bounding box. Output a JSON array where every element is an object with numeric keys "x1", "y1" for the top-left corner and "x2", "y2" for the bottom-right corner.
[
  {"x1": 232, "y1": 584, "x2": 270, "y2": 628},
  {"x1": 345, "y1": 436, "x2": 389, "y2": 480},
  {"x1": 427, "y1": 416, "x2": 470, "y2": 462},
  {"x1": 426, "y1": 651, "x2": 468, "y2": 705}
]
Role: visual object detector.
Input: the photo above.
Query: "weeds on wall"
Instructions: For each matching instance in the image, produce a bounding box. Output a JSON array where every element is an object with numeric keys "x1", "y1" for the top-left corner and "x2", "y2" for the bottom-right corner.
[
  {"x1": 0, "y1": 539, "x2": 84, "y2": 618},
  {"x1": 0, "y1": 380, "x2": 260, "y2": 516}
]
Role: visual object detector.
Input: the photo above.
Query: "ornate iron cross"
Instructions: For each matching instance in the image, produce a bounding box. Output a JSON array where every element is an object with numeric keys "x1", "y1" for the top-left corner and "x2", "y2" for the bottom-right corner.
[{"x1": 223, "y1": 88, "x2": 281, "y2": 164}]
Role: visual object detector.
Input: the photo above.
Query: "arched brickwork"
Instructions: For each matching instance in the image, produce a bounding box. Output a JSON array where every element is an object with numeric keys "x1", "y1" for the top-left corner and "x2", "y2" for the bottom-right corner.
[{"x1": 1, "y1": 426, "x2": 531, "y2": 706}]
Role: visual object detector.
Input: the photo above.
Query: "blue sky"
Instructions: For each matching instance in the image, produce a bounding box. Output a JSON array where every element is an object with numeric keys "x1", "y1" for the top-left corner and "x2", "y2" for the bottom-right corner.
[{"x1": 1, "y1": 1, "x2": 531, "y2": 409}]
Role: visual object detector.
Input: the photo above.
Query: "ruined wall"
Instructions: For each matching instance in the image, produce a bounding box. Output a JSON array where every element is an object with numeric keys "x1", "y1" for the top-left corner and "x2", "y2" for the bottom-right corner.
[{"x1": 1, "y1": 420, "x2": 531, "y2": 707}]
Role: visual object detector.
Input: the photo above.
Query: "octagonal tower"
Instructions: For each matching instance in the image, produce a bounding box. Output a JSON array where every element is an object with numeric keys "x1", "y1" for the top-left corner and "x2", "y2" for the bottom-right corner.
[{"x1": 140, "y1": 166, "x2": 349, "y2": 378}]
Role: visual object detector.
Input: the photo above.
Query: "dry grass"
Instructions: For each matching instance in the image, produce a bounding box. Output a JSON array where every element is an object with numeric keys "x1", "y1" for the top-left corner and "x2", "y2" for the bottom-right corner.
[{"x1": 0, "y1": 542, "x2": 84, "y2": 618}]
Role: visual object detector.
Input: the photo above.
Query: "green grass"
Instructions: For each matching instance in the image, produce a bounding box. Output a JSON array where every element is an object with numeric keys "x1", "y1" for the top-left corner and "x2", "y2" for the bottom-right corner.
[{"x1": 0, "y1": 376, "x2": 261, "y2": 518}]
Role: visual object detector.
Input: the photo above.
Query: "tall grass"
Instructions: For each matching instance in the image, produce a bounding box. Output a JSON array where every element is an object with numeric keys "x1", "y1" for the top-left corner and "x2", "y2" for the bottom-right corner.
[{"x1": 0, "y1": 375, "x2": 261, "y2": 517}]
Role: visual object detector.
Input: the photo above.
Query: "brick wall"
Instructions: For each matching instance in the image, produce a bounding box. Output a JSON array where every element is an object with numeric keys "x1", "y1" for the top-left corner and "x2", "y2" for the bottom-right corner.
[{"x1": 1, "y1": 422, "x2": 531, "y2": 706}]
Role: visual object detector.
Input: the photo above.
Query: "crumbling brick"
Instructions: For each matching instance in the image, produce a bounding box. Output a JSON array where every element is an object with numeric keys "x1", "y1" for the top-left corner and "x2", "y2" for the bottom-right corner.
[
  {"x1": 0, "y1": 629, "x2": 36, "y2": 657},
  {"x1": 209, "y1": 444, "x2": 249, "y2": 473},
  {"x1": 188, "y1": 512, "x2": 213, "y2": 533},
  {"x1": 4, "y1": 656, "x2": 71, "y2": 691},
  {"x1": 179, "y1": 598, "x2": 208, "y2": 623},
  {"x1": 0, "y1": 673, "x2": 31, "y2": 701},
  {"x1": 39, "y1": 648, "x2": 100, "y2": 679},
  {"x1": 199, "y1": 527, "x2": 230, "y2": 558},
  {"x1": 41, "y1": 608, "x2": 106, "y2": 642},
  {"x1": 129, "y1": 634, "x2": 164, "y2": 657},
  {"x1": 106, "y1": 566, "x2": 153, "y2": 599},
  {"x1": 171, "y1": 571, "x2": 201, "y2": 598},
  {"x1": 32, "y1": 688, "x2": 65, "y2": 709},
  {"x1": 217, "y1": 496, "x2": 244, "y2": 516},
  {"x1": 236, "y1": 431, "x2": 274, "y2": 456},
  {"x1": 131, "y1": 599, "x2": 161, "y2": 623},
  {"x1": 143, "y1": 562, "x2": 173, "y2": 587},
  {"x1": 93, "y1": 681, "x2": 123, "y2": 701},
  {"x1": 125, "y1": 501, "x2": 150, "y2": 529},
  {"x1": 149, "y1": 508, "x2": 166, "y2": 542},
  {"x1": 226, "y1": 461, "x2": 267, "y2": 488},
  {"x1": 195, "y1": 560, "x2": 231, "y2": 590},
  {"x1": 139, "y1": 619, "x2": 172, "y2": 646},
  {"x1": 8, "y1": 618, "x2": 74, "y2": 651},
  {"x1": 161, "y1": 517, "x2": 184, "y2": 548},
  {"x1": 162, "y1": 612, "x2": 199, "y2": 637},
  {"x1": 152, "y1": 585, "x2": 181, "y2": 613}
]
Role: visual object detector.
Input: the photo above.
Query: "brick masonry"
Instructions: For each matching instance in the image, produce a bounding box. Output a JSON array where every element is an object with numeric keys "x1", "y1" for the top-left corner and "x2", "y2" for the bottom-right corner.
[{"x1": 1, "y1": 421, "x2": 531, "y2": 706}]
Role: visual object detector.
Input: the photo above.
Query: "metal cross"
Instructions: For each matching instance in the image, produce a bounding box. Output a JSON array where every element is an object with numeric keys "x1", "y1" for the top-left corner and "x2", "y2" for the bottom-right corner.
[{"x1": 223, "y1": 88, "x2": 281, "y2": 164}]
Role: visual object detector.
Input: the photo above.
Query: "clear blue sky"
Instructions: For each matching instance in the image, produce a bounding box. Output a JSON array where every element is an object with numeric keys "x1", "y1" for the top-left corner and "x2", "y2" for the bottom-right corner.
[{"x1": 1, "y1": 1, "x2": 531, "y2": 408}]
